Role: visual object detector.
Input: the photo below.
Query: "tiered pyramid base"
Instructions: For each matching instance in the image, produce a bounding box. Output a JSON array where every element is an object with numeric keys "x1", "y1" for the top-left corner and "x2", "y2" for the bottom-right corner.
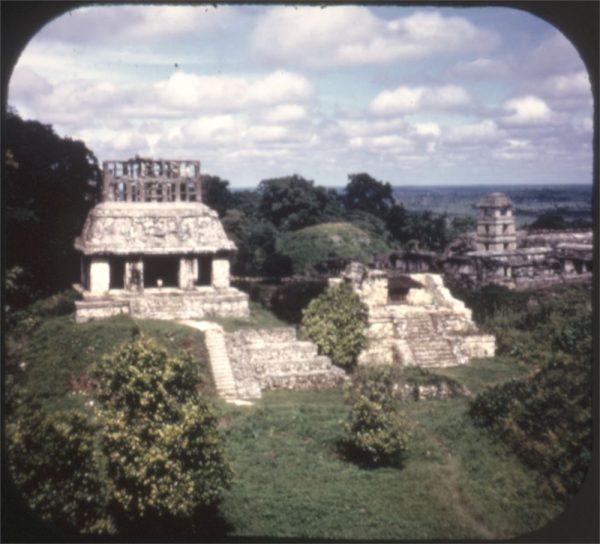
[
  {"x1": 75, "y1": 287, "x2": 249, "y2": 323},
  {"x1": 226, "y1": 328, "x2": 347, "y2": 399}
]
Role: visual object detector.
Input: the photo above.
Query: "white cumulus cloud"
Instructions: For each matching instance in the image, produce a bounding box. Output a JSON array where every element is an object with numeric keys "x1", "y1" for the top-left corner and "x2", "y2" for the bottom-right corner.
[
  {"x1": 503, "y1": 95, "x2": 553, "y2": 125},
  {"x1": 252, "y1": 7, "x2": 498, "y2": 68},
  {"x1": 153, "y1": 70, "x2": 314, "y2": 112},
  {"x1": 38, "y1": 5, "x2": 236, "y2": 43},
  {"x1": 542, "y1": 71, "x2": 591, "y2": 97},
  {"x1": 446, "y1": 120, "x2": 502, "y2": 143},
  {"x1": 414, "y1": 123, "x2": 442, "y2": 138},
  {"x1": 370, "y1": 85, "x2": 470, "y2": 114}
]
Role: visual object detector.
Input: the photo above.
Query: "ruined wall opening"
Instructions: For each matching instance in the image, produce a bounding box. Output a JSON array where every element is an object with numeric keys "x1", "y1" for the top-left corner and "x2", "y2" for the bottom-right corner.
[
  {"x1": 197, "y1": 255, "x2": 212, "y2": 286},
  {"x1": 143, "y1": 256, "x2": 179, "y2": 287},
  {"x1": 388, "y1": 275, "x2": 423, "y2": 304},
  {"x1": 110, "y1": 257, "x2": 126, "y2": 289}
]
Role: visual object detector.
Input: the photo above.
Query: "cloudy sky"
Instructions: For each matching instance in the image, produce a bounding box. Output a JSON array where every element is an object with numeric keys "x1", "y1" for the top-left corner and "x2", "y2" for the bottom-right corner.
[{"x1": 8, "y1": 5, "x2": 593, "y2": 188}]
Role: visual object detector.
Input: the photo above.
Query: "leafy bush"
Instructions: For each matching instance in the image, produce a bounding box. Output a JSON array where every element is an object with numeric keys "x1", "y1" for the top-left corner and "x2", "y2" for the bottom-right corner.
[
  {"x1": 343, "y1": 395, "x2": 411, "y2": 466},
  {"x1": 302, "y1": 283, "x2": 368, "y2": 369},
  {"x1": 504, "y1": 358, "x2": 592, "y2": 499},
  {"x1": 469, "y1": 379, "x2": 530, "y2": 432},
  {"x1": 269, "y1": 279, "x2": 328, "y2": 323},
  {"x1": 7, "y1": 289, "x2": 80, "y2": 332},
  {"x1": 348, "y1": 365, "x2": 405, "y2": 406},
  {"x1": 92, "y1": 336, "x2": 232, "y2": 525},
  {"x1": 469, "y1": 300, "x2": 592, "y2": 501},
  {"x1": 6, "y1": 408, "x2": 112, "y2": 535}
]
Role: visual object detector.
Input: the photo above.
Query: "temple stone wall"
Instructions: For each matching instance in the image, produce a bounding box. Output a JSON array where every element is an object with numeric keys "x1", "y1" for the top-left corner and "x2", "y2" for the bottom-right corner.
[
  {"x1": 336, "y1": 264, "x2": 496, "y2": 368},
  {"x1": 75, "y1": 288, "x2": 249, "y2": 323}
]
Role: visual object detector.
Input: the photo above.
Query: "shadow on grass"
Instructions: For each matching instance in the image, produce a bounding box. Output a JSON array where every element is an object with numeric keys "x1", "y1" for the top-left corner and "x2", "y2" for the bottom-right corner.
[
  {"x1": 334, "y1": 439, "x2": 408, "y2": 471},
  {"x1": 111, "y1": 504, "x2": 233, "y2": 542}
]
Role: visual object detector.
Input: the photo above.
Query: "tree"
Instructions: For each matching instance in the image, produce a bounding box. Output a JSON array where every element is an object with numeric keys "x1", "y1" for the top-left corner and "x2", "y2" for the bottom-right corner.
[
  {"x1": 529, "y1": 213, "x2": 566, "y2": 230},
  {"x1": 222, "y1": 210, "x2": 292, "y2": 276},
  {"x1": 384, "y1": 203, "x2": 408, "y2": 242},
  {"x1": 5, "y1": 110, "x2": 101, "y2": 304},
  {"x1": 200, "y1": 175, "x2": 233, "y2": 217},
  {"x1": 7, "y1": 408, "x2": 112, "y2": 535},
  {"x1": 257, "y1": 175, "x2": 334, "y2": 230},
  {"x1": 394, "y1": 211, "x2": 450, "y2": 252},
  {"x1": 92, "y1": 336, "x2": 231, "y2": 528},
  {"x1": 302, "y1": 282, "x2": 368, "y2": 369},
  {"x1": 344, "y1": 173, "x2": 395, "y2": 217},
  {"x1": 343, "y1": 395, "x2": 411, "y2": 466}
]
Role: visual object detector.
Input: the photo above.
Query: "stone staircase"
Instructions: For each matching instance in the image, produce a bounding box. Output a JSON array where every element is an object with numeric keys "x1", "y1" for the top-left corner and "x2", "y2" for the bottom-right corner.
[
  {"x1": 226, "y1": 328, "x2": 346, "y2": 398},
  {"x1": 204, "y1": 327, "x2": 238, "y2": 399},
  {"x1": 395, "y1": 311, "x2": 459, "y2": 367},
  {"x1": 179, "y1": 320, "x2": 239, "y2": 400}
]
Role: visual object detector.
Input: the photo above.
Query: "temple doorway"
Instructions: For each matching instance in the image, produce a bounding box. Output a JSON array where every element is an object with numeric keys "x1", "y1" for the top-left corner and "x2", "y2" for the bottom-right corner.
[{"x1": 144, "y1": 256, "x2": 179, "y2": 287}]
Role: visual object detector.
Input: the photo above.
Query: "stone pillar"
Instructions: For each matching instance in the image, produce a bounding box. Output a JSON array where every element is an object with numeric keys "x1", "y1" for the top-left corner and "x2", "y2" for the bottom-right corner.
[
  {"x1": 178, "y1": 258, "x2": 196, "y2": 290},
  {"x1": 125, "y1": 259, "x2": 144, "y2": 292},
  {"x1": 89, "y1": 259, "x2": 110, "y2": 294},
  {"x1": 212, "y1": 258, "x2": 230, "y2": 288}
]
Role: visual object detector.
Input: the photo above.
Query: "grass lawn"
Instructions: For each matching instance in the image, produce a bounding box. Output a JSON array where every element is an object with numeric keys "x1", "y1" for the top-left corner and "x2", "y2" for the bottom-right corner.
[
  {"x1": 217, "y1": 384, "x2": 561, "y2": 540},
  {"x1": 209, "y1": 302, "x2": 288, "y2": 332},
  {"x1": 6, "y1": 314, "x2": 213, "y2": 414}
]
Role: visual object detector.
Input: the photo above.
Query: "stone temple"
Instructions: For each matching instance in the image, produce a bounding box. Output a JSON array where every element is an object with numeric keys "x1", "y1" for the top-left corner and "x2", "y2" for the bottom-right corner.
[
  {"x1": 475, "y1": 192, "x2": 517, "y2": 252},
  {"x1": 74, "y1": 158, "x2": 249, "y2": 323},
  {"x1": 331, "y1": 263, "x2": 496, "y2": 368},
  {"x1": 377, "y1": 192, "x2": 593, "y2": 290}
]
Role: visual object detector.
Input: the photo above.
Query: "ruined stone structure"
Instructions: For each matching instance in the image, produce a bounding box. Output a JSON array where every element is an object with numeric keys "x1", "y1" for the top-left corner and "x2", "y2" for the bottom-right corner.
[
  {"x1": 475, "y1": 192, "x2": 517, "y2": 252},
  {"x1": 225, "y1": 328, "x2": 346, "y2": 399},
  {"x1": 74, "y1": 158, "x2": 249, "y2": 322},
  {"x1": 377, "y1": 192, "x2": 593, "y2": 290},
  {"x1": 332, "y1": 263, "x2": 495, "y2": 368},
  {"x1": 180, "y1": 320, "x2": 346, "y2": 401}
]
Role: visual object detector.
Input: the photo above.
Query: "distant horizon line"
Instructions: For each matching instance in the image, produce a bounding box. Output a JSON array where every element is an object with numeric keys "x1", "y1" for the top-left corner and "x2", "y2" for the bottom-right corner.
[{"x1": 231, "y1": 182, "x2": 594, "y2": 190}]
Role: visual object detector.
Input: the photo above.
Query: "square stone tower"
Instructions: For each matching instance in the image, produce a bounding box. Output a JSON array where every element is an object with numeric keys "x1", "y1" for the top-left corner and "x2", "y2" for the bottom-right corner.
[
  {"x1": 73, "y1": 157, "x2": 249, "y2": 322},
  {"x1": 475, "y1": 192, "x2": 517, "y2": 252}
]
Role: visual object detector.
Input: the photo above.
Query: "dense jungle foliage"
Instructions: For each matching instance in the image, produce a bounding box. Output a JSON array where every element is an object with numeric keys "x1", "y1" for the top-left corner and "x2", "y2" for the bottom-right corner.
[{"x1": 461, "y1": 284, "x2": 593, "y2": 502}]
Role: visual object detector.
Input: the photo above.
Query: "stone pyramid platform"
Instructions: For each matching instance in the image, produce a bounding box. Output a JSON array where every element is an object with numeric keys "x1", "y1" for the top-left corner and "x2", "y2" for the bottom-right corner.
[{"x1": 225, "y1": 328, "x2": 347, "y2": 399}]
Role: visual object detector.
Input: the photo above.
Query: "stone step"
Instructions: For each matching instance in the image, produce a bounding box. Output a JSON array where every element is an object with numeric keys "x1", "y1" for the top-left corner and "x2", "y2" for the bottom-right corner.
[
  {"x1": 227, "y1": 327, "x2": 298, "y2": 345},
  {"x1": 260, "y1": 370, "x2": 346, "y2": 390},
  {"x1": 204, "y1": 329, "x2": 238, "y2": 398},
  {"x1": 224, "y1": 327, "x2": 343, "y2": 397},
  {"x1": 252, "y1": 358, "x2": 336, "y2": 375}
]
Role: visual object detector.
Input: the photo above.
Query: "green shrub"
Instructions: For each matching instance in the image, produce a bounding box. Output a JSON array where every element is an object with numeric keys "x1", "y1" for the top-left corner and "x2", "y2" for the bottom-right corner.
[
  {"x1": 302, "y1": 283, "x2": 368, "y2": 369},
  {"x1": 468, "y1": 378, "x2": 530, "y2": 432},
  {"x1": 7, "y1": 289, "x2": 80, "y2": 332},
  {"x1": 504, "y1": 357, "x2": 592, "y2": 500},
  {"x1": 344, "y1": 395, "x2": 411, "y2": 466},
  {"x1": 6, "y1": 408, "x2": 112, "y2": 535},
  {"x1": 348, "y1": 365, "x2": 405, "y2": 406},
  {"x1": 92, "y1": 336, "x2": 232, "y2": 525},
  {"x1": 470, "y1": 317, "x2": 592, "y2": 500}
]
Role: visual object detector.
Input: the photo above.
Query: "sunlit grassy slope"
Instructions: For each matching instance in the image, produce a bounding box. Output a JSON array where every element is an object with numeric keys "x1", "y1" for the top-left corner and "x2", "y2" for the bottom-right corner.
[
  {"x1": 7, "y1": 309, "x2": 562, "y2": 540},
  {"x1": 218, "y1": 379, "x2": 560, "y2": 540}
]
